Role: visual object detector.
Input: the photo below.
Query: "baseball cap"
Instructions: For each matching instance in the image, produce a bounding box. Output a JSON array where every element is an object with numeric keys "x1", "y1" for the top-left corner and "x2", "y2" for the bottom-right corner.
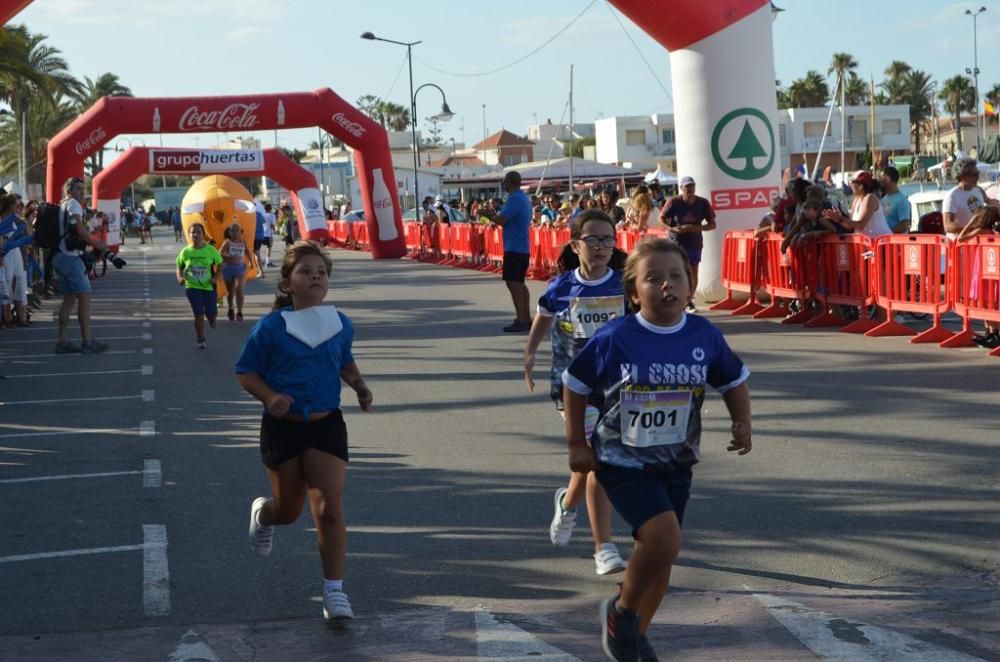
[{"x1": 680, "y1": 176, "x2": 695, "y2": 187}]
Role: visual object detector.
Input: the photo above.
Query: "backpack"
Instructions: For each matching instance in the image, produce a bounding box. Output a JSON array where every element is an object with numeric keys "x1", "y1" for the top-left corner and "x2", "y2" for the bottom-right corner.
[
  {"x1": 32, "y1": 202, "x2": 64, "y2": 250},
  {"x1": 33, "y1": 201, "x2": 85, "y2": 251}
]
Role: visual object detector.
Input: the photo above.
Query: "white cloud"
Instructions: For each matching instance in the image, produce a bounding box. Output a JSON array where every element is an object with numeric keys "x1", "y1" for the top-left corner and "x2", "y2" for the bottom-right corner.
[{"x1": 224, "y1": 26, "x2": 267, "y2": 42}]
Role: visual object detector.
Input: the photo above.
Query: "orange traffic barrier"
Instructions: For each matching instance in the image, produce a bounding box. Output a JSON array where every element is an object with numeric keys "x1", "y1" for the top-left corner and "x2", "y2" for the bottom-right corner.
[
  {"x1": 527, "y1": 226, "x2": 551, "y2": 280},
  {"x1": 805, "y1": 234, "x2": 877, "y2": 333},
  {"x1": 710, "y1": 230, "x2": 764, "y2": 316},
  {"x1": 867, "y1": 234, "x2": 951, "y2": 343},
  {"x1": 753, "y1": 233, "x2": 814, "y2": 324},
  {"x1": 945, "y1": 236, "x2": 1000, "y2": 356}
]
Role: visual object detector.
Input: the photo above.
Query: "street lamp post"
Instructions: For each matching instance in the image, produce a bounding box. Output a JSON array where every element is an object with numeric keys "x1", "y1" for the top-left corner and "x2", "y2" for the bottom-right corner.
[
  {"x1": 361, "y1": 32, "x2": 454, "y2": 219},
  {"x1": 115, "y1": 137, "x2": 146, "y2": 210},
  {"x1": 966, "y1": 6, "x2": 986, "y2": 155}
]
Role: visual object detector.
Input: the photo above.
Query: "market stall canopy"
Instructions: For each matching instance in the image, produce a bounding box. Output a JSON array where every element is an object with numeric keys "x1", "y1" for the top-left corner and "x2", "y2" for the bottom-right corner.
[{"x1": 644, "y1": 166, "x2": 678, "y2": 185}]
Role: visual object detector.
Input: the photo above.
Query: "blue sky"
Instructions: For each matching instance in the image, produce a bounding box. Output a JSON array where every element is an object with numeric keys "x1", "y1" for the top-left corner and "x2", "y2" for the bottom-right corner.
[{"x1": 11, "y1": 0, "x2": 999, "y2": 155}]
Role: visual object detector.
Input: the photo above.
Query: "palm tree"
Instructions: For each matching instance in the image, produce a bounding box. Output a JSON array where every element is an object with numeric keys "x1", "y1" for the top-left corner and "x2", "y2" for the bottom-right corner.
[
  {"x1": 0, "y1": 25, "x2": 84, "y2": 193},
  {"x1": 76, "y1": 73, "x2": 132, "y2": 175},
  {"x1": 775, "y1": 80, "x2": 791, "y2": 109},
  {"x1": 939, "y1": 75, "x2": 975, "y2": 152},
  {"x1": 0, "y1": 92, "x2": 77, "y2": 182},
  {"x1": 984, "y1": 83, "x2": 1000, "y2": 126},
  {"x1": 828, "y1": 52, "x2": 858, "y2": 102},
  {"x1": 880, "y1": 60, "x2": 912, "y2": 104},
  {"x1": 903, "y1": 70, "x2": 935, "y2": 155},
  {"x1": 356, "y1": 94, "x2": 381, "y2": 122},
  {"x1": 377, "y1": 101, "x2": 410, "y2": 132},
  {"x1": 787, "y1": 71, "x2": 828, "y2": 107},
  {"x1": 843, "y1": 73, "x2": 868, "y2": 105}
]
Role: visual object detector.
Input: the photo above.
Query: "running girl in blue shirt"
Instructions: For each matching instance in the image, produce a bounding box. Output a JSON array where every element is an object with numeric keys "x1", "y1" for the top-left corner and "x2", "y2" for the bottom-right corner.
[
  {"x1": 523, "y1": 210, "x2": 630, "y2": 575},
  {"x1": 235, "y1": 241, "x2": 374, "y2": 621},
  {"x1": 562, "y1": 238, "x2": 752, "y2": 662}
]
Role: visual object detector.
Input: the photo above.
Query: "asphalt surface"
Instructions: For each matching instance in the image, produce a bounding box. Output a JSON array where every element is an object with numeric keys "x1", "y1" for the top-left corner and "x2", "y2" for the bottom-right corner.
[{"x1": 0, "y1": 226, "x2": 996, "y2": 661}]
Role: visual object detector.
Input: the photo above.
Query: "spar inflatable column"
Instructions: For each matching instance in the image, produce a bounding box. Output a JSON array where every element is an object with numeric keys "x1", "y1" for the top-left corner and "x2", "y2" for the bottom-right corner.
[{"x1": 609, "y1": 0, "x2": 781, "y2": 299}]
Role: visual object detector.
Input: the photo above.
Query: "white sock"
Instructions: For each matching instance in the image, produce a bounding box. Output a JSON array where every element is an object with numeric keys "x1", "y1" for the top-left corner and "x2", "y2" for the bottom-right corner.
[
  {"x1": 324, "y1": 578, "x2": 343, "y2": 593},
  {"x1": 599, "y1": 542, "x2": 618, "y2": 553}
]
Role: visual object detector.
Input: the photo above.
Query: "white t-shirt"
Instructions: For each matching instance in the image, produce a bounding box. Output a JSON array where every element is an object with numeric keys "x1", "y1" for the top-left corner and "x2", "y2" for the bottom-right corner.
[
  {"x1": 942, "y1": 185, "x2": 986, "y2": 240},
  {"x1": 59, "y1": 198, "x2": 84, "y2": 255}
]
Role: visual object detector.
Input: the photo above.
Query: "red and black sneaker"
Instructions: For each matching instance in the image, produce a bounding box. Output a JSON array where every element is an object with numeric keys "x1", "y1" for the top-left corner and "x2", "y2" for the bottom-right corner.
[{"x1": 600, "y1": 595, "x2": 639, "y2": 661}]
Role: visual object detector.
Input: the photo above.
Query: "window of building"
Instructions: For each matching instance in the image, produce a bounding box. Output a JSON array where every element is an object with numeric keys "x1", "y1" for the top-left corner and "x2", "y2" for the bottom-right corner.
[
  {"x1": 625, "y1": 129, "x2": 646, "y2": 146},
  {"x1": 779, "y1": 124, "x2": 787, "y2": 147},
  {"x1": 803, "y1": 121, "x2": 830, "y2": 137},
  {"x1": 882, "y1": 118, "x2": 902, "y2": 135},
  {"x1": 661, "y1": 129, "x2": 675, "y2": 144},
  {"x1": 848, "y1": 118, "x2": 867, "y2": 140}
]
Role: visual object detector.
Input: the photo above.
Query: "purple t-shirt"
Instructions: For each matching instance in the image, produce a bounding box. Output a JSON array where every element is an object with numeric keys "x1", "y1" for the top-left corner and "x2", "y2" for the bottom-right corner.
[{"x1": 660, "y1": 195, "x2": 714, "y2": 252}]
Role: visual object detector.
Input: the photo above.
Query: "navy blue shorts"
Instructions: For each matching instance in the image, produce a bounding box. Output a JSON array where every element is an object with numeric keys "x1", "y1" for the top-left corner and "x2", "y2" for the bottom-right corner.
[
  {"x1": 686, "y1": 248, "x2": 702, "y2": 266},
  {"x1": 185, "y1": 287, "x2": 218, "y2": 318},
  {"x1": 596, "y1": 462, "x2": 693, "y2": 538},
  {"x1": 502, "y1": 251, "x2": 529, "y2": 282}
]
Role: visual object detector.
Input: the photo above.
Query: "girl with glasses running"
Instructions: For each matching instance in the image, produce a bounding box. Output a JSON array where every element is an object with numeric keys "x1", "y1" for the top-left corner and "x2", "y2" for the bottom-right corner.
[{"x1": 523, "y1": 209, "x2": 630, "y2": 576}]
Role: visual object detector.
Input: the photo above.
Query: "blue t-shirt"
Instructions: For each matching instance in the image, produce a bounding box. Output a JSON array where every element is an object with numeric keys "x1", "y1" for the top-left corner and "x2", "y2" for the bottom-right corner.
[
  {"x1": 499, "y1": 189, "x2": 531, "y2": 254},
  {"x1": 254, "y1": 211, "x2": 266, "y2": 238},
  {"x1": 234, "y1": 307, "x2": 355, "y2": 419},
  {"x1": 537, "y1": 268, "x2": 625, "y2": 406},
  {"x1": 880, "y1": 191, "x2": 910, "y2": 231},
  {"x1": 564, "y1": 313, "x2": 748, "y2": 470}
]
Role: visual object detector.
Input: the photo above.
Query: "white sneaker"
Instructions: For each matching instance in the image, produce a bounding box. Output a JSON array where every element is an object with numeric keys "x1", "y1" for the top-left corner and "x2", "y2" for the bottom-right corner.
[
  {"x1": 249, "y1": 497, "x2": 273, "y2": 556},
  {"x1": 549, "y1": 487, "x2": 577, "y2": 546},
  {"x1": 322, "y1": 588, "x2": 354, "y2": 620},
  {"x1": 893, "y1": 314, "x2": 908, "y2": 325},
  {"x1": 594, "y1": 543, "x2": 627, "y2": 575}
]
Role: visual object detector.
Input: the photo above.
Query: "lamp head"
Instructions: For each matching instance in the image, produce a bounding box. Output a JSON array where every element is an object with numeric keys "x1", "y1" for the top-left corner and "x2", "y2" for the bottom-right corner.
[
  {"x1": 360, "y1": 31, "x2": 375, "y2": 40},
  {"x1": 437, "y1": 102, "x2": 455, "y2": 122}
]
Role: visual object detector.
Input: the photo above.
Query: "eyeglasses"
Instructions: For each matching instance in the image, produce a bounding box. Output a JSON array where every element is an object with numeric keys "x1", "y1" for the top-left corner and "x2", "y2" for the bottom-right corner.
[{"x1": 579, "y1": 235, "x2": 616, "y2": 249}]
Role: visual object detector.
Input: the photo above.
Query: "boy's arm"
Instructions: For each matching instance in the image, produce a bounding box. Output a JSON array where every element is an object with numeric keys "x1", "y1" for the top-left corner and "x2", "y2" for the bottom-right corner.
[
  {"x1": 340, "y1": 361, "x2": 373, "y2": 412},
  {"x1": 721, "y1": 382, "x2": 752, "y2": 455},
  {"x1": 524, "y1": 313, "x2": 555, "y2": 391},
  {"x1": 564, "y1": 387, "x2": 597, "y2": 473}
]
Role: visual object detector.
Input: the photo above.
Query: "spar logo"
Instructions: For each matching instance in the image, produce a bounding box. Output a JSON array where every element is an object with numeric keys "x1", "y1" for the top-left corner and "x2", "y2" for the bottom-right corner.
[
  {"x1": 179, "y1": 103, "x2": 261, "y2": 131},
  {"x1": 711, "y1": 186, "x2": 779, "y2": 210},
  {"x1": 904, "y1": 245, "x2": 922, "y2": 275},
  {"x1": 332, "y1": 112, "x2": 365, "y2": 138},
  {"x1": 984, "y1": 245, "x2": 999, "y2": 279},
  {"x1": 74, "y1": 126, "x2": 107, "y2": 155},
  {"x1": 711, "y1": 108, "x2": 775, "y2": 181}
]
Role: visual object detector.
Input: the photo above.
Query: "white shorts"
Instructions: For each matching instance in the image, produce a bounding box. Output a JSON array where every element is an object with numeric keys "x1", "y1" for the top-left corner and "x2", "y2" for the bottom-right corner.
[{"x1": 2, "y1": 251, "x2": 28, "y2": 304}]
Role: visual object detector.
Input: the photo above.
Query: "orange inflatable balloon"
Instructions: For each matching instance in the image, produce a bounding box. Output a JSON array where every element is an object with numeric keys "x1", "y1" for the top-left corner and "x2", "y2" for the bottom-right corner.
[{"x1": 180, "y1": 175, "x2": 258, "y2": 280}]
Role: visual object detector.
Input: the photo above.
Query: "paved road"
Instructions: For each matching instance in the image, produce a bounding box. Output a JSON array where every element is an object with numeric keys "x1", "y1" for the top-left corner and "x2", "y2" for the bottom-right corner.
[{"x1": 0, "y1": 227, "x2": 997, "y2": 661}]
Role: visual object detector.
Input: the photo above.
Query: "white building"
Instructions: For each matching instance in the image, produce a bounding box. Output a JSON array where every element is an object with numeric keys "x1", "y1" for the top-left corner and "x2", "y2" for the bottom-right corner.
[
  {"x1": 595, "y1": 114, "x2": 677, "y2": 173},
  {"x1": 528, "y1": 120, "x2": 595, "y2": 163}
]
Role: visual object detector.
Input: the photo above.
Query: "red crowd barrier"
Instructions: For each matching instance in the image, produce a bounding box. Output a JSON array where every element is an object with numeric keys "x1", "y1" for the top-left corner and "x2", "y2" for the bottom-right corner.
[
  {"x1": 808, "y1": 234, "x2": 876, "y2": 333},
  {"x1": 947, "y1": 235, "x2": 1000, "y2": 356},
  {"x1": 752, "y1": 233, "x2": 815, "y2": 324},
  {"x1": 867, "y1": 234, "x2": 952, "y2": 343},
  {"x1": 710, "y1": 230, "x2": 764, "y2": 316}
]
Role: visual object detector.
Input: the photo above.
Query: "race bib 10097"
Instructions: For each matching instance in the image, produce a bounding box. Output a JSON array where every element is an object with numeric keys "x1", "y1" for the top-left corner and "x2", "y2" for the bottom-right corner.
[{"x1": 569, "y1": 296, "x2": 624, "y2": 339}]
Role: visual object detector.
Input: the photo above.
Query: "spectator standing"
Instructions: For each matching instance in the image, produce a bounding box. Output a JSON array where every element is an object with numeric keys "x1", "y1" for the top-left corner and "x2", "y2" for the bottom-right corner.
[
  {"x1": 880, "y1": 167, "x2": 911, "y2": 233},
  {"x1": 493, "y1": 171, "x2": 533, "y2": 332},
  {"x1": 659, "y1": 176, "x2": 717, "y2": 307},
  {"x1": 942, "y1": 158, "x2": 994, "y2": 240},
  {"x1": 53, "y1": 176, "x2": 108, "y2": 354}
]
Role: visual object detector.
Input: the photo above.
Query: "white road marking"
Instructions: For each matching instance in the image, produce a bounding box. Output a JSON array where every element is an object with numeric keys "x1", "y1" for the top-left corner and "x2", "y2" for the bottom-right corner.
[
  {"x1": 142, "y1": 321, "x2": 151, "y2": 328},
  {"x1": 0, "y1": 350, "x2": 138, "y2": 360},
  {"x1": 141, "y1": 365, "x2": 154, "y2": 375},
  {"x1": 0, "y1": 543, "x2": 145, "y2": 563},
  {"x1": 143, "y1": 459, "x2": 162, "y2": 487},
  {"x1": 142, "y1": 332, "x2": 152, "y2": 340},
  {"x1": 0, "y1": 469, "x2": 143, "y2": 484},
  {"x1": 750, "y1": 590, "x2": 985, "y2": 662},
  {"x1": 0, "y1": 395, "x2": 143, "y2": 408},
  {"x1": 143, "y1": 524, "x2": 170, "y2": 616},
  {"x1": 140, "y1": 420, "x2": 156, "y2": 436},
  {"x1": 143, "y1": 347, "x2": 153, "y2": 354},
  {"x1": 0, "y1": 335, "x2": 148, "y2": 345},
  {"x1": 0, "y1": 424, "x2": 146, "y2": 439},
  {"x1": 475, "y1": 607, "x2": 580, "y2": 661},
  {"x1": 142, "y1": 389, "x2": 155, "y2": 402},
  {"x1": 169, "y1": 629, "x2": 220, "y2": 662},
  {"x1": 2, "y1": 368, "x2": 144, "y2": 379}
]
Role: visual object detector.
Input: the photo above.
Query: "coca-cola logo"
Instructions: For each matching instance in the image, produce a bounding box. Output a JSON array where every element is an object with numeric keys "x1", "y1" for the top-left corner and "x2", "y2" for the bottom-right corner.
[
  {"x1": 179, "y1": 103, "x2": 261, "y2": 131},
  {"x1": 74, "y1": 126, "x2": 107, "y2": 155},
  {"x1": 373, "y1": 197, "x2": 393, "y2": 209},
  {"x1": 332, "y1": 112, "x2": 365, "y2": 138}
]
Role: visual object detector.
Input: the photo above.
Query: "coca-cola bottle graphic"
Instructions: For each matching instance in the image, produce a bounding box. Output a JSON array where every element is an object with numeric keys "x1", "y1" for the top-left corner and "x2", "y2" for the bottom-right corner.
[
  {"x1": 371, "y1": 168, "x2": 398, "y2": 242},
  {"x1": 277, "y1": 100, "x2": 286, "y2": 126},
  {"x1": 152, "y1": 107, "x2": 160, "y2": 132}
]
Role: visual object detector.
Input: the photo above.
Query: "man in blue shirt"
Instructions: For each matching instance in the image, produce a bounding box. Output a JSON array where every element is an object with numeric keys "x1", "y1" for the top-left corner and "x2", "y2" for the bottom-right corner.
[
  {"x1": 494, "y1": 171, "x2": 532, "y2": 332},
  {"x1": 879, "y1": 166, "x2": 911, "y2": 233}
]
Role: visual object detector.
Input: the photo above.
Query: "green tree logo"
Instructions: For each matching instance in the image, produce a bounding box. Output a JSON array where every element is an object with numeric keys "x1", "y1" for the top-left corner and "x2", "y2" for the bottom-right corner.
[{"x1": 711, "y1": 108, "x2": 775, "y2": 180}]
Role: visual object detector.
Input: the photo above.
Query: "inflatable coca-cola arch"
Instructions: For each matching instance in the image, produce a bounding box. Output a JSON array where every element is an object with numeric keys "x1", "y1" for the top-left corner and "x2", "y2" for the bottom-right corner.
[
  {"x1": 46, "y1": 89, "x2": 406, "y2": 258},
  {"x1": 92, "y1": 146, "x2": 324, "y2": 248}
]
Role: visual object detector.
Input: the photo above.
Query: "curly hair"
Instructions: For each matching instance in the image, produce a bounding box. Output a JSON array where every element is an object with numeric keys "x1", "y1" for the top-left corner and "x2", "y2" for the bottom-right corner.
[{"x1": 951, "y1": 157, "x2": 978, "y2": 181}]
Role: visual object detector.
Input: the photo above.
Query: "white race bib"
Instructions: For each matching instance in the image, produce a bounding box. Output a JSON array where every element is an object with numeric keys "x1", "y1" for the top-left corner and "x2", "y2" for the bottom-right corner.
[
  {"x1": 187, "y1": 265, "x2": 208, "y2": 282},
  {"x1": 620, "y1": 389, "x2": 692, "y2": 448},
  {"x1": 281, "y1": 305, "x2": 343, "y2": 349},
  {"x1": 228, "y1": 243, "x2": 245, "y2": 257},
  {"x1": 569, "y1": 296, "x2": 624, "y2": 339}
]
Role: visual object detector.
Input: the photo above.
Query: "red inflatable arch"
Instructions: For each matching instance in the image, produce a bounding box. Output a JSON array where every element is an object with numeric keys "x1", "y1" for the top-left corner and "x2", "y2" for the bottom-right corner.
[
  {"x1": 91, "y1": 146, "x2": 323, "y2": 248},
  {"x1": 46, "y1": 89, "x2": 405, "y2": 258}
]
